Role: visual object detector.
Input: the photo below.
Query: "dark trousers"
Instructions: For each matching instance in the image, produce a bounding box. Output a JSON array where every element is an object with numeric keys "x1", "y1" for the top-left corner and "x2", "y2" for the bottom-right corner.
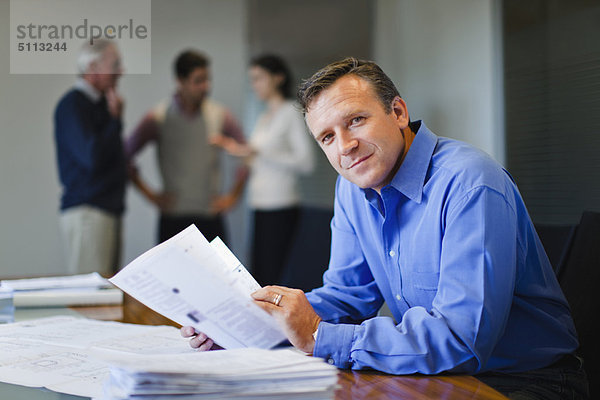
[
  {"x1": 251, "y1": 207, "x2": 300, "y2": 286},
  {"x1": 476, "y1": 354, "x2": 589, "y2": 400},
  {"x1": 158, "y1": 214, "x2": 227, "y2": 244}
]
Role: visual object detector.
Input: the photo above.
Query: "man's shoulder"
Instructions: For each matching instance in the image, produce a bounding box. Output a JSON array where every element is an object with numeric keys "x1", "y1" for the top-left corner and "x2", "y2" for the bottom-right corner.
[
  {"x1": 431, "y1": 137, "x2": 512, "y2": 194},
  {"x1": 56, "y1": 87, "x2": 85, "y2": 106},
  {"x1": 202, "y1": 98, "x2": 230, "y2": 118},
  {"x1": 55, "y1": 88, "x2": 89, "y2": 116},
  {"x1": 434, "y1": 137, "x2": 497, "y2": 167},
  {"x1": 147, "y1": 99, "x2": 171, "y2": 124}
]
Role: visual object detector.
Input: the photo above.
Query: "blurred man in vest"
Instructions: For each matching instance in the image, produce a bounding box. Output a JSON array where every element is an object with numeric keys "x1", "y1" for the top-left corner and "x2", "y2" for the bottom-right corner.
[{"x1": 125, "y1": 50, "x2": 247, "y2": 243}]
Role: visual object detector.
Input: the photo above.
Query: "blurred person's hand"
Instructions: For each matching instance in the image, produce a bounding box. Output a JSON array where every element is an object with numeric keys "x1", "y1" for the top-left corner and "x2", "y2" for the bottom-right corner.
[
  {"x1": 106, "y1": 88, "x2": 124, "y2": 118},
  {"x1": 128, "y1": 167, "x2": 174, "y2": 211},
  {"x1": 150, "y1": 191, "x2": 176, "y2": 212},
  {"x1": 210, "y1": 135, "x2": 254, "y2": 158},
  {"x1": 210, "y1": 193, "x2": 238, "y2": 214},
  {"x1": 126, "y1": 163, "x2": 139, "y2": 179}
]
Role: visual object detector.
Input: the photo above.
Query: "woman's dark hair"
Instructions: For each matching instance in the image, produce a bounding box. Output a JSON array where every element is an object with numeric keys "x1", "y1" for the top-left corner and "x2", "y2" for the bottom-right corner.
[
  {"x1": 174, "y1": 50, "x2": 209, "y2": 80},
  {"x1": 250, "y1": 54, "x2": 292, "y2": 98}
]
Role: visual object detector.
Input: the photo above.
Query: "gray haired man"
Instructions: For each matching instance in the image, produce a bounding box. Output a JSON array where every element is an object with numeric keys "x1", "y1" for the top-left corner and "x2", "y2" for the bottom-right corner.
[{"x1": 53, "y1": 39, "x2": 126, "y2": 276}]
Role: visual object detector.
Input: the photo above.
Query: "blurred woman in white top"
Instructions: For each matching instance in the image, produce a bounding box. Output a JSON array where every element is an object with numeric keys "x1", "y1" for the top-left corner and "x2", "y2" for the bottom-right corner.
[{"x1": 213, "y1": 54, "x2": 314, "y2": 285}]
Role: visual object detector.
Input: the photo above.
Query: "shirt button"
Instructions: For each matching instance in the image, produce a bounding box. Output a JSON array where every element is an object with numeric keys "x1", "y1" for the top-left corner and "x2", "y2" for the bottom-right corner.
[
  {"x1": 327, "y1": 358, "x2": 335, "y2": 365},
  {"x1": 396, "y1": 294, "x2": 402, "y2": 301},
  {"x1": 389, "y1": 250, "x2": 396, "y2": 257}
]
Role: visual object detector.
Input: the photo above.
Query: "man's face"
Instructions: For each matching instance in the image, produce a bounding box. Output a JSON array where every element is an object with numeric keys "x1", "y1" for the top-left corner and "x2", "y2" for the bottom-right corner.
[
  {"x1": 178, "y1": 67, "x2": 211, "y2": 104},
  {"x1": 305, "y1": 75, "x2": 409, "y2": 192},
  {"x1": 89, "y1": 44, "x2": 122, "y2": 92}
]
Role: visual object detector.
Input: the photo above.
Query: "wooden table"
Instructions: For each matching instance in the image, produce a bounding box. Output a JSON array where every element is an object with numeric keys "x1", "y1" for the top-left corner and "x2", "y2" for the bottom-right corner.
[{"x1": 71, "y1": 295, "x2": 508, "y2": 400}]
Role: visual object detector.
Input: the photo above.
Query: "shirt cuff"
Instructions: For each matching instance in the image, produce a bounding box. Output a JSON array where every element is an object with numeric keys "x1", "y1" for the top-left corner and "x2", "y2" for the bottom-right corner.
[{"x1": 312, "y1": 321, "x2": 355, "y2": 369}]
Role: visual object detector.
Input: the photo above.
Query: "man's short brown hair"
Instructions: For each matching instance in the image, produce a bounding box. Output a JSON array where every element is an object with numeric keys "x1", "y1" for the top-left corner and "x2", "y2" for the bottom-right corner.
[
  {"x1": 297, "y1": 57, "x2": 400, "y2": 114},
  {"x1": 174, "y1": 50, "x2": 210, "y2": 80}
]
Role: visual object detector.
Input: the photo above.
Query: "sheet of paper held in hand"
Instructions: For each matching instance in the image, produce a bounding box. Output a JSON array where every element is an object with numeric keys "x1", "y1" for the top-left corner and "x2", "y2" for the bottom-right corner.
[{"x1": 109, "y1": 225, "x2": 286, "y2": 349}]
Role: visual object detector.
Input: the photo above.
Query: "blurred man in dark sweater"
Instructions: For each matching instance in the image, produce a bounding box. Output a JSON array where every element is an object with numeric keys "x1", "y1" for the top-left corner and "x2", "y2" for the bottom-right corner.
[{"x1": 54, "y1": 40, "x2": 126, "y2": 276}]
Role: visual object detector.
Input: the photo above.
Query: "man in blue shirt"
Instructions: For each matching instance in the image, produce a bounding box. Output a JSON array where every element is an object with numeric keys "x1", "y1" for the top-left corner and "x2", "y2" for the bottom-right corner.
[
  {"x1": 184, "y1": 58, "x2": 588, "y2": 399},
  {"x1": 54, "y1": 40, "x2": 126, "y2": 276}
]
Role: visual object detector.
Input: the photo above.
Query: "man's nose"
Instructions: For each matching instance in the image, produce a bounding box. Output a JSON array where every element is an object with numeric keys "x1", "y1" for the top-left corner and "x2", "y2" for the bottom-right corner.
[{"x1": 338, "y1": 130, "x2": 358, "y2": 155}]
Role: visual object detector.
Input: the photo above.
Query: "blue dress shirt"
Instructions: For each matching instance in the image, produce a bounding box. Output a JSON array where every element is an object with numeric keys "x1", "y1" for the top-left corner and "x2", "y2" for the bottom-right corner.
[{"x1": 306, "y1": 122, "x2": 578, "y2": 375}]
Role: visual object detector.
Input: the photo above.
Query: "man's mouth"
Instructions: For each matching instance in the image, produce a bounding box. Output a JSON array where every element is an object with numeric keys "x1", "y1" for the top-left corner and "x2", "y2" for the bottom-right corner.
[{"x1": 346, "y1": 154, "x2": 372, "y2": 169}]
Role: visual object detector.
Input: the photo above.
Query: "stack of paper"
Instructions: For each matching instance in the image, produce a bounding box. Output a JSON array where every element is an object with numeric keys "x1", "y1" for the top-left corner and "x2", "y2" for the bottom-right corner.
[
  {"x1": 99, "y1": 348, "x2": 339, "y2": 399},
  {"x1": 0, "y1": 316, "x2": 195, "y2": 398},
  {"x1": 0, "y1": 316, "x2": 338, "y2": 399},
  {"x1": 2, "y1": 272, "x2": 122, "y2": 307},
  {"x1": 0, "y1": 281, "x2": 14, "y2": 323},
  {"x1": 110, "y1": 226, "x2": 286, "y2": 349}
]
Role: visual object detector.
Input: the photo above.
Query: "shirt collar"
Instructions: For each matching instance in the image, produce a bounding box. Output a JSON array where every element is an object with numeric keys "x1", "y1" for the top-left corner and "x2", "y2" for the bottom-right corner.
[
  {"x1": 364, "y1": 121, "x2": 437, "y2": 204},
  {"x1": 74, "y1": 78, "x2": 102, "y2": 102}
]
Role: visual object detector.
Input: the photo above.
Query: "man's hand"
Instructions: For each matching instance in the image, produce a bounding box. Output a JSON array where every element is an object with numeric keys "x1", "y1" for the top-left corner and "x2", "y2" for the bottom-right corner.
[
  {"x1": 106, "y1": 88, "x2": 124, "y2": 119},
  {"x1": 180, "y1": 326, "x2": 222, "y2": 351},
  {"x1": 210, "y1": 193, "x2": 238, "y2": 214},
  {"x1": 251, "y1": 285, "x2": 321, "y2": 354},
  {"x1": 128, "y1": 166, "x2": 175, "y2": 212},
  {"x1": 150, "y1": 191, "x2": 176, "y2": 212}
]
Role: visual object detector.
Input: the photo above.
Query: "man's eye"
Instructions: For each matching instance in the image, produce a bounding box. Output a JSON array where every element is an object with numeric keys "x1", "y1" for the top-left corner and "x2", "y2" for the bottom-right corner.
[
  {"x1": 321, "y1": 133, "x2": 334, "y2": 144},
  {"x1": 351, "y1": 116, "x2": 365, "y2": 125}
]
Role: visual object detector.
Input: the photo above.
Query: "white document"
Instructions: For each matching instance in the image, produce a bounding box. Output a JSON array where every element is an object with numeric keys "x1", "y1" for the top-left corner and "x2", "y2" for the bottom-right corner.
[
  {"x1": 210, "y1": 236, "x2": 262, "y2": 295},
  {"x1": 12, "y1": 288, "x2": 123, "y2": 307},
  {"x1": 3, "y1": 272, "x2": 111, "y2": 291},
  {"x1": 109, "y1": 225, "x2": 286, "y2": 350},
  {"x1": 0, "y1": 338, "x2": 110, "y2": 397},
  {"x1": 2, "y1": 272, "x2": 123, "y2": 307},
  {"x1": 0, "y1": 315, "x2": 193, "y2": 354},
  {"x1": 99, "y1": 347, "x2": 333, "y2": 375},
  {"x1": 0, "y1": 316, "x2": 194, "y2": 398}
]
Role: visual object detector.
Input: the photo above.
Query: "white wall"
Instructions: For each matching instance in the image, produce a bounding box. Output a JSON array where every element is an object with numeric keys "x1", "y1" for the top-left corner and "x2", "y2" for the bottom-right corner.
[
  {"x1": 0, "y1": 0, "x2": 248, "y2": 278},
  {"x1": 373, "y1": 0, "x2": 505, "y2": 163}
]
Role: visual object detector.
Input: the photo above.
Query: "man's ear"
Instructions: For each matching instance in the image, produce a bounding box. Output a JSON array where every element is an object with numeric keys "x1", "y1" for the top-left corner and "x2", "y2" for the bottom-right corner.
[
  {"x1": 175, "y1": 77, "x2": 186, "y2": 91},
  {"x1": 86, "y1": 60, "x2": 99, "y2": 74},
  {"x1": 274, "y1": 73, "x2": 285, "y2": 87},
  {"x1": 391, "y1": 96, "x2": 410, "y2": 129}
]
